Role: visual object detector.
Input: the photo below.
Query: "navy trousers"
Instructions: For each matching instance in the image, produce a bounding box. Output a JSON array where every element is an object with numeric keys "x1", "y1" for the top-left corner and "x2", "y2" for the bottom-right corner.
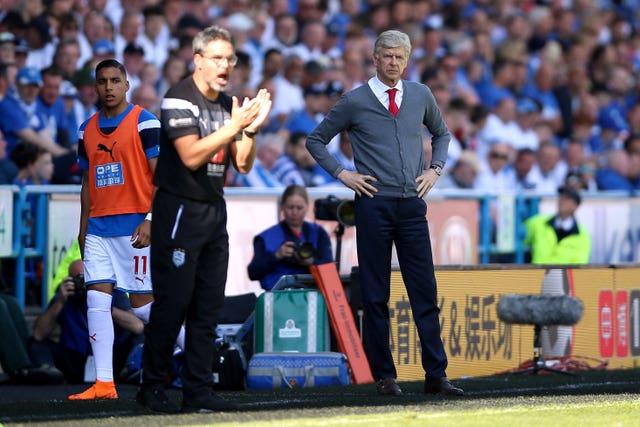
[{"x1": 354, "y1": 195, "x2": 448, "y2": 380}]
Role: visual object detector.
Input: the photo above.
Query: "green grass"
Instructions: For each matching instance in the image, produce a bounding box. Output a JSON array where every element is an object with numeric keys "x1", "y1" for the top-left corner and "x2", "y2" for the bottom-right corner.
[
  {"x1": 181, "y1": 397, "x2": 639, "y2": 427},
  {"x1": 2, "y1": 369, "x2": 640, "y2": 426}
]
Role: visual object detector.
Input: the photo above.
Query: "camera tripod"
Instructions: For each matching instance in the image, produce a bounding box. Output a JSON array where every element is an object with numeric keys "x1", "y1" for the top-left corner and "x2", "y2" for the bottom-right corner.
[
  {"x1": 333, "y1": 223, "x2": 346, "y2": 272},
  {"x1": 513, "y1": 324, "x2": 574, "y2": 375}
]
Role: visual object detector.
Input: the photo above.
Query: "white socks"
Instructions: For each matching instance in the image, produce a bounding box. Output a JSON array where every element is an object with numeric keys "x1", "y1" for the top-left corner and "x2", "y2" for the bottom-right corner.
[
  {"x1": 131, "y1": 302, "x2": 151, "y2": 324},
  {"x1": 87, "y1": 290, "x2": 114, "y2": 382}
]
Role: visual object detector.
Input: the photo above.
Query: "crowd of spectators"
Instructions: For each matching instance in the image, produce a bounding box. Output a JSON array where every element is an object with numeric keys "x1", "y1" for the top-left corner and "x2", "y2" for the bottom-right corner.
[{"x1": 0, "y1": 0, "x2": 639, "y2": 193}]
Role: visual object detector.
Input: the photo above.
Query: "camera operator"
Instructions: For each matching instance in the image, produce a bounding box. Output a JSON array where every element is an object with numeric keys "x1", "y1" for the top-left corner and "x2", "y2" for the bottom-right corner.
[
  {"x1": 29, "y1": 259, "x2": 144, "y2": 384},
  {"x1": 248, "y1": 185, "x2": 334, "y2": 290}
]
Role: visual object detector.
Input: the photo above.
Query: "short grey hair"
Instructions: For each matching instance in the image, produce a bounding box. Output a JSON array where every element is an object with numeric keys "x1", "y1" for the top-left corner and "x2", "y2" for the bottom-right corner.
[
  {"x1": 193, "y1": 25, "x2": 235, "y2": 55},
  {"x1": 374, "y1": 30, "x2": 411, "y2": 58}
]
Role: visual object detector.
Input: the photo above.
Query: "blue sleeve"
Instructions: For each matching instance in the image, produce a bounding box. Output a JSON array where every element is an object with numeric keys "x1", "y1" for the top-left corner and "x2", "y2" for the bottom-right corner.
[
  {"x1": 55, "y1": 101, "x2": 69, "y2": 129},
  {"x1": 138, "y1": 109, "x2": 160, "y2": 159},
  {"x1": 0, "y1": 98, "x2": 28, "y2": 134}
]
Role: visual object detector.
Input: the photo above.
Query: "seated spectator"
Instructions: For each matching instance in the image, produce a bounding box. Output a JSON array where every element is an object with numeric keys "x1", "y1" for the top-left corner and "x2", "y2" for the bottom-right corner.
[
  {"x1": 247, "y1": 185, "x2": 333, "y2": 290},
  {"x1": 271, "y1": 54, "x2": 305, "y2": 130},
  {"x1": 60, "y1": 79, "x2": 79, "y2": 132},
  {"x1": 505, "y1": 148, "x2": 538, "y2": 190},
  {"x1": 69, "y1": 68, "x2": 98, "y2": 137},
  {"x1": 24, "y1": 15, "x2": 56, "y2": 70},
  {"x1": 0, "y1": 129, "x2": 18, "y2": 184},
  {"x1": 271, "y1": 131, "x2": 310, "y2": 186},
  {"x1": 1, "y1": 65, "x2": 67, "y2": 157},
  {"x1": 511, "y1": 97, "x2": 542, "y2": 152},
  {"x1": 52, "y1": 36, "x2": 82, "y2": 82},
  {"x1": 527, "y1": 141, "x2": 568, "y2": 193},
  {"x1": 595, "y1": 149, "x2": 635, "y2": 191},
  {"x1": 37, "y1": 66, "x2": 73, "y2": 150},
  {"x1": 10, "y1": 141, "x2": 54, "y2": 185},
  {"x1": 524, "y1": 186, "x2": 591, "y2": 264},
  {"x1": 0, "y1": 283, "x2": 64, "y2": 384},
  {"x1": 0, "y1": 31, "x2": 17, "y2": 64},
  {"x1": 29, "y1": 259, "x2": 144, "y2": 384},
  {"x1": 473, "y1": 58, "x2": 517, "y2": 111},
  {"x1": 474, "y1": 141, "x2": 514, "y2": 193},
  {"x1": 10, "y1": 142, "x2": 54, "y2": 245},
  {"x1": 437, "y1": 150, "x2": 480, "y2": 190},
  {"x1": 476, "y1": 96, "x2": 519, "y2": 160},
  {"x1": 157, "y1": 55, "x2": 188, "y2": 98},
  {"x1": 563, "y1": 170, "x2": 590, "y2": 191},
  {"x1": 624, "y1": 132, "x2": 640, "y2": 156},
  {"x1": 130, "y1": 83, "x2": 160, "y2": 118},
  {"x1": 521, "y1": 60, "x2": 563, "y2": 134},
  {"x1": 230, "y1": 132, "x2": 285, "y2": 188},
  {"x1": 286, "y1": 83, "x2": 327, "y2": 135}
]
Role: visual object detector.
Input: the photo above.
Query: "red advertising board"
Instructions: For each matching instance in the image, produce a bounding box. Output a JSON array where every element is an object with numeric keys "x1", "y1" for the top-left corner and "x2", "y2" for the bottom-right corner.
[
  {"x1": 615, "y1": 290, "x2": 629, "y2": 357},
  {"x1": 599, "y1": 290, "x2": 614, "y2": 358}
]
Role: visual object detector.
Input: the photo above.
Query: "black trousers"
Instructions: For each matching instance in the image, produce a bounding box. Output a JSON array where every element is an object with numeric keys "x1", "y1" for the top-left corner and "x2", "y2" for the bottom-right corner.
[
  {"x1": 355, "y1": 195, "x2": 448, "y2": 380},
  {"x1": 142, "y1": 190, "x2": 229, "y2": 398}
]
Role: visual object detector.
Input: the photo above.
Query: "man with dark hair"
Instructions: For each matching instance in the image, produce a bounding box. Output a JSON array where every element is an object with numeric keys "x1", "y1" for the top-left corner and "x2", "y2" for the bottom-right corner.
[
  {"x1": 37, "y1": 66, "x2": 77, "y2": 183},
  {"x1": 0, "y1": 64, "x2": 68, "y2": 157},
  {"x1": 68, "y1": 59, "x2": 161, "y2": 401},
  {"x1": 524, "y1": 186, "x2": 591, "y2": 264}
]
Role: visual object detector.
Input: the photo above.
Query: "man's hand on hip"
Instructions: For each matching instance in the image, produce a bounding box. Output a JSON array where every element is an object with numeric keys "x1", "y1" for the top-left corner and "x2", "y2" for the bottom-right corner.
[
  {"x1": 416, "y1": 169, "x2": 439, "y2": 199},
  {"x1": 338, "y1": 170, "x2": 378, "y2": 198}
]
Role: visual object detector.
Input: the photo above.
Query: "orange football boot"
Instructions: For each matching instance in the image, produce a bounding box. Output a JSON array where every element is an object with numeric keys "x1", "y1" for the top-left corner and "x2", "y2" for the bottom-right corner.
[{"x1": 68, "y1": 379, "x2": 118, "y2": 400}]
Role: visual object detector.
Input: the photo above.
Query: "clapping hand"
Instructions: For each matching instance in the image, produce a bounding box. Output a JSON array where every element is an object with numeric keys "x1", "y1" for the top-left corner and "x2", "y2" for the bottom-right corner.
[
  {"x1": 246, "y1": 88, "x2": 272, "y2": 133},
  {"x1": 231, "y1": 88, "x2": 272, "y2": 133}
]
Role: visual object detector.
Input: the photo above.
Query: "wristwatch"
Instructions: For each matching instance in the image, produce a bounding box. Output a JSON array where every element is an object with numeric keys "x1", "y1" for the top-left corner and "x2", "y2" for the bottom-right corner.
[{"x1": 429, "y1": 164, "x2": 442, "y2": 176}]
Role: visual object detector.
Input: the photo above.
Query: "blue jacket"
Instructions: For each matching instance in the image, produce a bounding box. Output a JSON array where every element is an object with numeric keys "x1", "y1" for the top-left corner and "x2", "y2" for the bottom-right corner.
[{"x1": 247, "y1": 221, "x2": 333, "y2": 290}]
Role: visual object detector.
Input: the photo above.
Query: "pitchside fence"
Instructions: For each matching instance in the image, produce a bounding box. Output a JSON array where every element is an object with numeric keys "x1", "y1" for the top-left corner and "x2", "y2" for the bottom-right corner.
[{"x1": 1, "y1": 185, "x2": 638, "y2": 311}]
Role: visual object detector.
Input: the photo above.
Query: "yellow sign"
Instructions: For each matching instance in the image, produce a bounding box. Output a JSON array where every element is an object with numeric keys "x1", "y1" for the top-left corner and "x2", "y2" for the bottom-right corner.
[{"x1": 389, "y1": 266, "x2": 640, "y2": 380}]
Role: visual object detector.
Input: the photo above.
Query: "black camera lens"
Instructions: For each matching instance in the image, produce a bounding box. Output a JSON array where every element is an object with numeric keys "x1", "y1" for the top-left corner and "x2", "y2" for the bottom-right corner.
[
  {"x1": 70, "y1": 273, "x2": 86, "y2": 301},
  {"x1": 294, "y1": 242, "x2": 314, "y2": 260}
]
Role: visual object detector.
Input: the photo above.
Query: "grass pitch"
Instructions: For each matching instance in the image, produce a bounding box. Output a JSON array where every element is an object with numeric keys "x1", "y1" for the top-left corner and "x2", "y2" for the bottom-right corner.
[{"x1": 1, "y1": 368, "x2": 639, "y2": 426}]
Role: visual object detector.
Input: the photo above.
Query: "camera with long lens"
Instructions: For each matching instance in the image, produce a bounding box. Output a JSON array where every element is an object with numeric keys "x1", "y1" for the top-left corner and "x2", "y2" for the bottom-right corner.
[
  {"x1": 69, "y1": 273, "x2": 86, "y2": 301},
  {"x1": 293, "y1": 241, "x2": 314, "y2": 260},
  {"x1": 314, "y1": 195, "x2": 355, "y2": 226}
]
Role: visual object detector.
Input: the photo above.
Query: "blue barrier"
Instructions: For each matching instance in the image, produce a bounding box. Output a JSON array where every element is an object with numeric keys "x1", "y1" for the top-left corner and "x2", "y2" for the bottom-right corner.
[{"x1": 3, "y1": 185, "x2": 634, "y2": 311}]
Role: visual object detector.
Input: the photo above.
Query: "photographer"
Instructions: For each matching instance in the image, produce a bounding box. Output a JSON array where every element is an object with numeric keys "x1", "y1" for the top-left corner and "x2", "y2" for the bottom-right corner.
[
  {"x1": 248, "y1": 185, "x2": 334, "y2": 290},
  {"x1": 29, "y1": 260, "x2": 144, "y2": 384}
]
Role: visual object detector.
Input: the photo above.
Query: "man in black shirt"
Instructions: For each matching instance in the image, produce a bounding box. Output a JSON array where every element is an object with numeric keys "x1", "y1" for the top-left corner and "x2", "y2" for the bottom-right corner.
[{"x1": 137, "y1": 25, "x2": 271, "y2": 414}]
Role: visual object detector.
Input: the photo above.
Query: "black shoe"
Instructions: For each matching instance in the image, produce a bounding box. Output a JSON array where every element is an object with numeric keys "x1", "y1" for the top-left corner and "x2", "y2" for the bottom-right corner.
[
  {"x1": 376, "y1": 378, "x2": 403, "y2": 396},
  {"x1": 137, "y1": 384, "x2": 180, "y2": 414},
  {"x1": 424, "y1": 377, "x2": 464, "y2": 396},
  {"x1": 11, "y1": 364, "x2": 64, "y2": 385},
  {"x1": 182, "y1": 391, "x2": 239, "y2": 413}
]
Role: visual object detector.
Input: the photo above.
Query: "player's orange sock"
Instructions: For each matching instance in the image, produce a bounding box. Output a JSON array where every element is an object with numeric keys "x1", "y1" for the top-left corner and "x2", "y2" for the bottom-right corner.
[{"x1": 68, "y1": 379, "x2": 118, "y2": 400}]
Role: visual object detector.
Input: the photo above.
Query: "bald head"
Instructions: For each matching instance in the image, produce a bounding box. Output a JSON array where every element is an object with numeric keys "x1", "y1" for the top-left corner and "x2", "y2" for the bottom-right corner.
[{"x1": 68, "y1": 259, "x2": 84, "y2": 277}]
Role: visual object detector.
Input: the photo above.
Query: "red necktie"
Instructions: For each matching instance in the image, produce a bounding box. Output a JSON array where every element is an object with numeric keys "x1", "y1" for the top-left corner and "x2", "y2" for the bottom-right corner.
[{"x1": 387, "y1": 88, "x2": 399, "y2": 116}]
